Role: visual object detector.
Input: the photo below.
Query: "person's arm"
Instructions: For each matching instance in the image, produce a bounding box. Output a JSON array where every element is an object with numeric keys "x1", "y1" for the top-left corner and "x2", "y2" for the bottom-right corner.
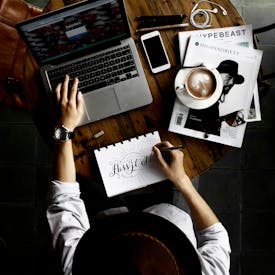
[
  {"x1": 153, "y1": 141, "x2": 218, "y2": 230},
  {"x1": 53, "y1": 74, "x2": 83, "y2": 182},
  {"x1": 47, "y1": 75, "x2": 90, "y2": 275},
  {"x1": 153, "y1": 142, "x2": 231, "y2": 275}
]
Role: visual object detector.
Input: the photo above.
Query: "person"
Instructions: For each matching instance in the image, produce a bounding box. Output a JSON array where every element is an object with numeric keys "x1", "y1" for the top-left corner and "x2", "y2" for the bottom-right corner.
[
  {"x1": 216, "y1": 60, "x2": 245, "y2": 103},
  {"x1": 47, "y1": 75, "x2": 231, "y2": 275},
  {"x1": 185, "y1": 60, "x2": 245, "y2": 136}
]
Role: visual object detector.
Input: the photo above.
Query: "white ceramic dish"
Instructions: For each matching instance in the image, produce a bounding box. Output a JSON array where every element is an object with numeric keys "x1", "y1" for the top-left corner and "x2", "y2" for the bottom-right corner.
[{"x1": 174, "y1": 67, "x2": 223, "y2": 109}]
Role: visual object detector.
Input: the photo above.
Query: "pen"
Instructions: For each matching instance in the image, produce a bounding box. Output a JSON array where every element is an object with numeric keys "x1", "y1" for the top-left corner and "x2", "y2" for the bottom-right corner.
[
  {"x1": 136, "y1": 14, "x2": 186, "y2": 23},
  {"x1": 136, "y1": 14, "x2": 187, "y2": 27},
  {"x1": 136, "y1": 23, "x2": 189, "y2": 33},
  {"x1": 159, "y1": 145, "x2": 185, "y2": 152}
]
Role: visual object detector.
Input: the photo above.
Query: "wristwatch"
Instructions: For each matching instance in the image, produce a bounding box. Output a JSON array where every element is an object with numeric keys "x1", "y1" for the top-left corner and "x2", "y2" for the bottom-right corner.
[{"x1": 53, "y1": 125, "x2": 74, "y2": 142}]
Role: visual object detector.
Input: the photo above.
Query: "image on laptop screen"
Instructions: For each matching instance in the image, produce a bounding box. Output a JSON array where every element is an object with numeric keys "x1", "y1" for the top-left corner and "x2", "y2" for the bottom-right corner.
[{"x1": 20, "y1": 0, "x2": 128, "y2": 64}]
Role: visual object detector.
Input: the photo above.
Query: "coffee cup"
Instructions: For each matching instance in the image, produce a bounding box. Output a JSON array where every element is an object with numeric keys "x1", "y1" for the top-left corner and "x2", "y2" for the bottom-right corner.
[
  {"x1": 184, "y1": 67, "x2": 217, "y2": 99},
  {"x1": 174, "y1": 66, "x2": 223, "y2": 109}
]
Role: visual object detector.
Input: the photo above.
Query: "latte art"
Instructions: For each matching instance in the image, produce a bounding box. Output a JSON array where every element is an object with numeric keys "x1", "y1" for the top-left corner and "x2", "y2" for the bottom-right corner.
[
  {"x1": 185, "y1": 68, "x2": 216, "y2": 99},
  {"x1": 174, "y1": 67, "x2": 223, "y2": 110}
]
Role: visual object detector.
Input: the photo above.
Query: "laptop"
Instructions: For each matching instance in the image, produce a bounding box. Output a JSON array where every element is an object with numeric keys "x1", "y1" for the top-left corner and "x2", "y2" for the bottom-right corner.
[{"x1": 17, "y1": 0, "x2": 152, "y2": 125}]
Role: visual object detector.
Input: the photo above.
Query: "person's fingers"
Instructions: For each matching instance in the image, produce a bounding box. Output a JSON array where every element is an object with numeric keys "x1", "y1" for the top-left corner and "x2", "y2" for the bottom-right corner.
[
  {"x1": 153, "y1": 145, "x2": 167, "y2": 168},
  {"x1": 61, "y1": 75, "x2": 70, "y2": 103},
  {"x1": 154, "y1": 141, "x2": 173, "y2": 149},
  {"x1": 55, "y1": 82, "x2": 62, "y2": 103},
  {"x1": 76, "y1": 91, "x2": 83, "y2": 111},
  {"x1": 69, "y1": 78, "x2": 79, "y2": 106}
]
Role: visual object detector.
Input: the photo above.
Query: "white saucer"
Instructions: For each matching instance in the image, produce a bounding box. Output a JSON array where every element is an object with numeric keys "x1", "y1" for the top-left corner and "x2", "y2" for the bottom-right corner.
[{"x1": 174, "y1": 68, "x2": 223, "y2": 110}]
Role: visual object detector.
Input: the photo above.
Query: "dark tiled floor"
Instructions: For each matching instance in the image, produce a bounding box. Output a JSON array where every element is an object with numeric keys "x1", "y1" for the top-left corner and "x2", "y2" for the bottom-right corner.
[
  {"x1": 198, "y1": 89, "x2": 275, "y2": 274},
  {"x1": 1, "y1": 0, "x2": 275, "y2": 274}
]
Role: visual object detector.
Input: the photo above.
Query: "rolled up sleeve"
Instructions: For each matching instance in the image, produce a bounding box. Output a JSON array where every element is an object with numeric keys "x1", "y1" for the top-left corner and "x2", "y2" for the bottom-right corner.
[
  {"x1": 47, "y1": 180, "x2": 90, "y2": 275},
  {"x1": 197, "y1": 223, "x2": 231, "y2": 275}
]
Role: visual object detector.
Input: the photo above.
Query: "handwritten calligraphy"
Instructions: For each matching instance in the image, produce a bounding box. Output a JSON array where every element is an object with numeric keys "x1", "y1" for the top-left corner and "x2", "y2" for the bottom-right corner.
[{"x1": 109, "y1": 152, "x2": 154, "y2": 178}]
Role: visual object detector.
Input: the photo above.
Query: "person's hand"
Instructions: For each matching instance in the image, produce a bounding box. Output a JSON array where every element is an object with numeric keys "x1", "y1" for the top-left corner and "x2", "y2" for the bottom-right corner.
[
  {"x1": 153, "y1": 141, "x2": 192, "y2": 191},
  {"x1": 55, "y1": 75, "x2": 83, "y2": 131}
]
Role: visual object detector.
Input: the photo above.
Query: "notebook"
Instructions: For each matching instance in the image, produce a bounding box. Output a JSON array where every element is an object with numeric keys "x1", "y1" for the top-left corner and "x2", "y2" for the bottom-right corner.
[
  {"x1": 94, "y1": 131, "x2": 166, "y2": 197},
  {"x1": 16, "y1": 0, "x2": 152, "y2": 125}
]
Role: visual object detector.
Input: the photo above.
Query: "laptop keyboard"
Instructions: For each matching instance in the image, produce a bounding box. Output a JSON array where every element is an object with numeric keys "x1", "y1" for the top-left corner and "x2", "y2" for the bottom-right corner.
[{"x1": 46, "y1": 45, "x2": 138, "y2": 93}]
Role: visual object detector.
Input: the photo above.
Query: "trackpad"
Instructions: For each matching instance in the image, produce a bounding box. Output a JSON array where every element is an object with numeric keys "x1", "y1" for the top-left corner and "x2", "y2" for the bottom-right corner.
[{"x1": 83, "y1": 88, "x2": 121, "y2": 121}]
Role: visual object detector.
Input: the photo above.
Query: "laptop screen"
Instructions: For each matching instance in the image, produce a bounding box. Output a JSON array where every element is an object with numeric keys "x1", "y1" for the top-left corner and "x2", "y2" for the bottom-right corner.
[{"x1": 17, "y1": 0, "x2": 130, "y2": 65}]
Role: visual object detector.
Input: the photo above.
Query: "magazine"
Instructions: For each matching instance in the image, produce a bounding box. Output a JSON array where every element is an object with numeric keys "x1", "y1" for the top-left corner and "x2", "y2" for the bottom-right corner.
[
  {"x1": 169, "y1": 36, "x2": 263, "y2": 148},
  {"x1": 179, "y1": 25, "x2": 254, "y2": 63},
  {"x1": 178, "y1": 24, "x2": 261, "y2": 122},
  {"x1": 169, "y1": 98, "x2": 247, "y2": 147}
]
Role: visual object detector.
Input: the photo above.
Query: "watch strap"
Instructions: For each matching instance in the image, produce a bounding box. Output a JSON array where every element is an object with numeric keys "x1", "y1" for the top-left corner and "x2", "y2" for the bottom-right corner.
[{"x1": 68, "y1": 131, "x2": 74, "y2": 140}]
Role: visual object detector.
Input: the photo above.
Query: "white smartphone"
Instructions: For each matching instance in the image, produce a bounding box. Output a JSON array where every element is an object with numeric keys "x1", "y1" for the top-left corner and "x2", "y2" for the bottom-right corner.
[{"x1": 141, "y1": 31, "x2": 171, "y2": 73}]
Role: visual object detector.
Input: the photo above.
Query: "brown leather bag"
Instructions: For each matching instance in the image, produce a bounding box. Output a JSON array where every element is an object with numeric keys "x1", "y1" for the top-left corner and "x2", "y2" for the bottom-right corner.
[{"x1": 0, "y1": 0, "x2": 42, "y2": 111}]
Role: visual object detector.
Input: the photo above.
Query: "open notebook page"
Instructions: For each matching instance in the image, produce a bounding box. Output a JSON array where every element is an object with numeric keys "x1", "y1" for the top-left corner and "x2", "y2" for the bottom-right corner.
[{"x1": 94, "y1": 131, "x2": 166, "y2": 197}]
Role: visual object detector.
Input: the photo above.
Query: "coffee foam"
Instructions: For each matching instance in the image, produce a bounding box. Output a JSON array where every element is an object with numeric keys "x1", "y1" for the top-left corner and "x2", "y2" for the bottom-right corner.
[{"x1": 186, "y1": 68, "x2": 216, "y2": 99}]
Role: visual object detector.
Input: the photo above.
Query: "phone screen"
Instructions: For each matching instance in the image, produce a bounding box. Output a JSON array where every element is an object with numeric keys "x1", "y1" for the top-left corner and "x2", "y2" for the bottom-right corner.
[{"x1": 143, "y1": 35, "x2": 169, "y2": 69}]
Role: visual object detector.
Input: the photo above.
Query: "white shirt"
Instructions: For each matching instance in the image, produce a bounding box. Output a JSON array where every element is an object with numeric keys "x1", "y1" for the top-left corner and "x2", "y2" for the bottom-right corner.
[{"x1": 47, "y1": 181, "x2": 231, "y2": 275}]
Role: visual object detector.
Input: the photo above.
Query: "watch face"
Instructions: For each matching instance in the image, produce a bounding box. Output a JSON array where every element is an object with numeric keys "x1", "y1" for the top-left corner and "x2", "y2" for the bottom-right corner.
[{"x1": 54, "y1": 126, "x2": 70, "y2": 141}]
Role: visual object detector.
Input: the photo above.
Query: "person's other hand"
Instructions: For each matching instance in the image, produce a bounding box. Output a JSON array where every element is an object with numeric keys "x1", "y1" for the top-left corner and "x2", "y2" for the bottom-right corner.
[
  {"x1": 153, "y1": 141, "x2": 191, "y2": 190},
  {"x1": 55, "y1": 75, "x2": 83, "y2": 131}
]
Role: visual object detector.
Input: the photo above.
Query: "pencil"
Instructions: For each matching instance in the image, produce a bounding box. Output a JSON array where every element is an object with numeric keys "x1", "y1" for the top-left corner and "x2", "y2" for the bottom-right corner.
[
  {"x1": 136, "y1": 23, "x2": 189, "y2": 33},
  {"x1": 159, "y1": 145, "x2": 185, "y2": 152}
]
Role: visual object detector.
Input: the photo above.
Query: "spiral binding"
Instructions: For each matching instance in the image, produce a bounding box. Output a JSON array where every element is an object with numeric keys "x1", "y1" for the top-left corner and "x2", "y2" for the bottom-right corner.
[{"x1": 95, "y1": 131, "x2": 156, "y2": 151}]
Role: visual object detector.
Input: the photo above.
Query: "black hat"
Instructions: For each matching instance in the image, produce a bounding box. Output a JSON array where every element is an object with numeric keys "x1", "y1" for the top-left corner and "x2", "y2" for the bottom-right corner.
[
  {"x1": 216, "y1": 60, "x2": 244, "y2": 84},
  {"x1": 72, "y1": 212, "x2": 202, "y2": 275}
]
